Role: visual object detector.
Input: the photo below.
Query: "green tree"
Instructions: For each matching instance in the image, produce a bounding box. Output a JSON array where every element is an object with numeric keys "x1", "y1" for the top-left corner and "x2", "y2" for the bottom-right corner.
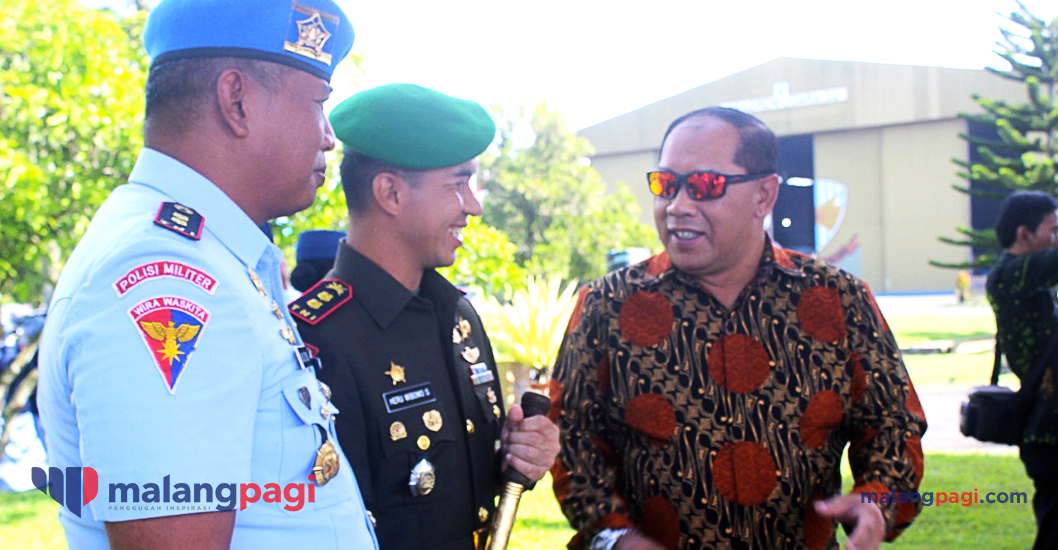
[
  {"x1": 0, "y1": 0, "x2": 148, "y2": 303},
  {"x1": 935, "y1": 1, "x2": 1058, "y2": 270},
  {"x1": 480, "y1": 102, "x2": 655, "y2": 282}
]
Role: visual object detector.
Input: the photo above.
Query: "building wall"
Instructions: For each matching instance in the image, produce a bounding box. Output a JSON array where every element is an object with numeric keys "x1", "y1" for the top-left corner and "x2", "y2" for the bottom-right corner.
[{"x1": 814, "y1": 119, "x2": 969, "y2": 292}]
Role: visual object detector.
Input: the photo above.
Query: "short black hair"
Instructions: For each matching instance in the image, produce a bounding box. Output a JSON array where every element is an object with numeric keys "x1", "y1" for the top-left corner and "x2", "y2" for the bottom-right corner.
[
  {"x1": 144, "y1": 57, "x2": 289, "y2": 134},
  {"x1": 995, "y1": 191, "x2": 1058, "y2": 248},
  {"x1": 658, "y1": 106, "x2": 776, "y2": 174},
  {"x1": 338, "y1": 150, "x2": 421, "y2": 214}
]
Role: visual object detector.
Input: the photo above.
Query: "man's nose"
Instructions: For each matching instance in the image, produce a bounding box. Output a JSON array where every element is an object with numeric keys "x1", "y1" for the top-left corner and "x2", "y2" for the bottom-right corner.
[
  {"x1": 665, "y1": 185, "x2": 697, "y2": 216},
  {"x1": 322, "y1": 117, "x2": 337, "y2": 152},
  {"x1": 463, "y1": 186, "x2": 483, "y2": 216}
]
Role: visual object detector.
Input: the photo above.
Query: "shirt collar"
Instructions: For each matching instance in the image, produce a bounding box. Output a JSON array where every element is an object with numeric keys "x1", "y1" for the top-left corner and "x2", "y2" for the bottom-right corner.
[
  {"x1": 641, "y1": 234, "x2": 807, "y2": 289},
  {"x1": 128, "y1": 148, "x2": 273, "y2": 268},
  {"x1": 329, "y1": 242, "x2": 463, "y2": 329}
]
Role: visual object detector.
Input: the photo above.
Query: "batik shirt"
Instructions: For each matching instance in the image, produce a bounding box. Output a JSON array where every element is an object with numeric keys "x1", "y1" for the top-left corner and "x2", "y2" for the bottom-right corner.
[
  {"x1": 549, "y1": 242, "x2": 927, "y2": 550},
  {"x1": 986, "y1": 249, "x2": 1058, "y2": 445}
]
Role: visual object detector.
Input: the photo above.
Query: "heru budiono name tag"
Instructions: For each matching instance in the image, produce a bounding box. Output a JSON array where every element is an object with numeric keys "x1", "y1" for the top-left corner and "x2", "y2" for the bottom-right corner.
[{"x1": 382, "y1": 382, "x2": 436, "y2": 413}]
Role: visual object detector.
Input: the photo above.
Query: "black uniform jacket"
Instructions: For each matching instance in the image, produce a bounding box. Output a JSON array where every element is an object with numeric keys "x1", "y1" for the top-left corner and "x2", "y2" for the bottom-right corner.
[{"x1": 292, "y1": 243, "x2": 505, "y2": 550}]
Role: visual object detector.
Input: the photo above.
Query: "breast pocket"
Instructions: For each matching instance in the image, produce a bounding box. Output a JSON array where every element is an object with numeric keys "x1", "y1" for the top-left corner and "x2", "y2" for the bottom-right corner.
[
  {"x1": 374, "y1": 408, "x2": 457, "y2": 509},
  {"x1": 278, "y1": 368, "x2": 355, "y2": 515}
]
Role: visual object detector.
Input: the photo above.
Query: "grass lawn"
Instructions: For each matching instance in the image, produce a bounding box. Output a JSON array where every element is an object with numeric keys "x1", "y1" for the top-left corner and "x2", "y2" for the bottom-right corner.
[
  {"x1": 0, "y1": 454, "x2": 1035, "y2": 548},
  {"x1": 886, "y1": 311, "x2": 1016, "y2": 389}
]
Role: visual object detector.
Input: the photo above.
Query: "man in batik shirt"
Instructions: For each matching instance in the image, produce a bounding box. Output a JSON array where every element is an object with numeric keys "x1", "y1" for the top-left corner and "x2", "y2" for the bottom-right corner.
[{"x1": 548, "y1": 107, "x2": 926, "y2": 550}]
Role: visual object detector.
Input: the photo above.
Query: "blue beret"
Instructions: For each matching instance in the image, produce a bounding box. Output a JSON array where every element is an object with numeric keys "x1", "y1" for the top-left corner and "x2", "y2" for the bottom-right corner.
[
  {"x1": 330, "y1": 84, "x2": 496, "y2": 170},
  {"x1": 144, "y1": 0, "x2": 354, "y2": 82},
  {"x1": 295, "y1": 229, "x2": 344, "y2": 262}
]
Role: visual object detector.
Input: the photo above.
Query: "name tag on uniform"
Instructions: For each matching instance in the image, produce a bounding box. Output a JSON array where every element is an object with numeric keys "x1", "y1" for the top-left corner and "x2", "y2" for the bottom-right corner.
[
  {"x1": 468, "y1": 362, "x2": 494, "y2": 386},
  {"x1": 383, "y1": 382, "x2": 436, "y2": 413}
]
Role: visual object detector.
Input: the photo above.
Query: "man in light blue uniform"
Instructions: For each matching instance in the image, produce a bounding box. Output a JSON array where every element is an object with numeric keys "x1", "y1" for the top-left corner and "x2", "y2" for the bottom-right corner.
[{"x1": 35, "y1": 1, "x2": 378, "y2": 548}]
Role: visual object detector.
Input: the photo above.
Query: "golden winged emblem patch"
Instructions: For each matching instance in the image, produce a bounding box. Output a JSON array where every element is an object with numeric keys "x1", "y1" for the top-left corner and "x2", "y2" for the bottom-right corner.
[{"x1": 139, "y1": 320, "x2": 201, "y2": 365}]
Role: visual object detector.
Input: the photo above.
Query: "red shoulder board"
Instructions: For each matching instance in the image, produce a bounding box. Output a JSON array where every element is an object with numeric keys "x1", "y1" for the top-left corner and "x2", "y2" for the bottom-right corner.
[
  {"x1": 288, "y1": 279, "x2": 352, "y2": 325},
  {"x1": 154, "y1": 202, "x2": 204, "y2": 241}
]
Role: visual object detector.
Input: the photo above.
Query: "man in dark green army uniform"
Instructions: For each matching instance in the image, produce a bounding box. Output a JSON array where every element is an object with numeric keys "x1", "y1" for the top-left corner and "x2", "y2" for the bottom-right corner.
[{"x1": 291, "y1": 84, "x2": 560, "y2": 550}]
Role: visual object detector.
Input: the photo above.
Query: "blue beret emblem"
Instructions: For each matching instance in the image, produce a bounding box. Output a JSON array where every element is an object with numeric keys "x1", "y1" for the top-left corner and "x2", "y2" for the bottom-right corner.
[{"x1": 284, "y1": 2, "x2": 339, "y2": 66}]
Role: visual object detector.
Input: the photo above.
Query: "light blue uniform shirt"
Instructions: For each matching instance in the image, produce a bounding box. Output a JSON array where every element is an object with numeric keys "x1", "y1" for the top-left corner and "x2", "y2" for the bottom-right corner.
[{"x1": 37, "y1": 149, "x2": 378, "y2": 550}]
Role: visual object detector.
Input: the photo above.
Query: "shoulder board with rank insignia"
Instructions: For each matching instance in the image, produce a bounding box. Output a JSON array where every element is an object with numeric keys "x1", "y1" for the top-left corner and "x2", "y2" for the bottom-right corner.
[
  {"x1": 289, "y1": 278, "x2": 352, "y2": 325},
  {"x1": 154, "y1": 202, "x2": 204, "y2": 241}
]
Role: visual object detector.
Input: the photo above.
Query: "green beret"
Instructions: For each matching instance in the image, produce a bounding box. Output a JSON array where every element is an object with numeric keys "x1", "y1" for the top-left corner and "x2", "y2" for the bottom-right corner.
[{"x1": 330, "y1": 83, "x2": 496, "y2": 170}]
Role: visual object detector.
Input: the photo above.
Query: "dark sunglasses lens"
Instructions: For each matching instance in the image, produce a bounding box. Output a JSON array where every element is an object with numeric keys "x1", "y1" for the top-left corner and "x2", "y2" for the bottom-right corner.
[
  {"x1": 687, "y1": 172, "x2": 724, "y2": 200},
  {"x1": 648, "y1": 172, "x2": 677, "y2": 198}
]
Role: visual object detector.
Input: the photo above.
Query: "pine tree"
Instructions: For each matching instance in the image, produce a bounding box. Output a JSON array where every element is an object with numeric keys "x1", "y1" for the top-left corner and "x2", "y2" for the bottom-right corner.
[{"x1": 934, "y1": 1, "x2": 1057, "y2": 270}]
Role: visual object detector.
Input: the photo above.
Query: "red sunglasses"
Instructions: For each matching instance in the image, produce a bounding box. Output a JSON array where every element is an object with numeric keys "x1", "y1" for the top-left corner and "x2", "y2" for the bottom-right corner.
[{"x1": 647, "y1": 169, "x2": 772, "y2": 201}]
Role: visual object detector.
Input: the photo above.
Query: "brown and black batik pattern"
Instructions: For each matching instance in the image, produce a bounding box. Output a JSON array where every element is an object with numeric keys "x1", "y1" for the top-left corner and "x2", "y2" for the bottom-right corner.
[{"x1": 549, "y1": 244, "x2": 927, "y2": 550}]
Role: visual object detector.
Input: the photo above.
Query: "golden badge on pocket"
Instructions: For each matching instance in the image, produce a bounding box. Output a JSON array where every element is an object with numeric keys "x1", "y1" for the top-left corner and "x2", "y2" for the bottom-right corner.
[
  {"x1": 390, "y1": 421, "x2": 407, "y2": 441},
  {"x1": 423, "y1": 410, "x2": 443, "y2": 432},
  {"x1": 313, "y1": 441, "x2": 340, "y2": 485}
]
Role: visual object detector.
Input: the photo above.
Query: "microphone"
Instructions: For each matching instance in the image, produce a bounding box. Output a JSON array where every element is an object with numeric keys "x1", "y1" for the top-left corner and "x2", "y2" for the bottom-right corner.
[{"x1": 487, "y1": 390, "x2": 551, "y2": 550}]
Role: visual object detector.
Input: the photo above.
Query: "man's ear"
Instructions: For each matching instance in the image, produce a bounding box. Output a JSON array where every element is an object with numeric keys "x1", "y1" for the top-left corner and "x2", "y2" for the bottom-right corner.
[
  {"x1": 372, "y1": 172, "x2": 405, "y2": 217},
  {"x1": 215, "y1": 68, "x2": 251, "y2": 138},
  {"x1": 754, "y1": 174, "x2": 781, "y2": 218},
  {"x1": 1015, "y1": 224, "x2": 1033, "y2": 245}
]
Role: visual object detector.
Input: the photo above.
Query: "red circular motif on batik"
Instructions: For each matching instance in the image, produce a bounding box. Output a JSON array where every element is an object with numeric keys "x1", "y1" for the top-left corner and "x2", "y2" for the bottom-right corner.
[
  {"x1": 798, "y1": 286, "x2": 847, "y2": 343},
  {"x1": 801, "y1": 390, "x2": 844, "y2": 449},
  {"x1": 707, "y1": 334, "x2": 771, "y2": 394},
  {"x1": 712, "y1": 441, "x2": 777, "y2": 506},
  {"x1": 641, "y1": 496, "x2": 681, "y2": 550},
  {"x1": 906, "y1": 436, "x2": 924, "y2": 483},
  {"x1": 905, "y1": 385, "x2": 925, "y2": 421},
  {"x1": 803, "y1": 494, "x2": 835, "y2": 550},
  {"x1": 566, "y1": 286, "x2": 591, "y2": 335},
  {"x1": 597, "y1": 355, "x2": 611, "y2": 398},
  {"x1": 618, "y1": 292, "x2": 674, "y2": 347},
  {"x1": 646, "y1": 252, "x2": 673, "y2": 276},
  {"x1": 625, "y1": 394, "x2": 676, "y2": 444},
  {"x1": 546, "y1": 379, "x2": 563, "y2": 423},
  {"x1": 848, "y1": 352, "x2": 867, "y2": 404}
]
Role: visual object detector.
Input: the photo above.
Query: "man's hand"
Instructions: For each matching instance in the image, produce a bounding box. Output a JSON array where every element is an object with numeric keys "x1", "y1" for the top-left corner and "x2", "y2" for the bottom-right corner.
[
  {"x1": 500, "y1": 403, "x2": 560, "y2": 483},
  {"x1": 613, "y1": 530, "x2": 665, "y2": 550},
  {"x1": 814, "y1": 494, "x2": 886, "y2": 550}
]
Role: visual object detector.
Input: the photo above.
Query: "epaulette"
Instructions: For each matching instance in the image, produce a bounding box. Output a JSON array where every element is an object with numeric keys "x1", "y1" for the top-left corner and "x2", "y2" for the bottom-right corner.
[
  {"x1": 289, "y1": 279, "x2": 352, "y2": 325},
  {"x1": 154, "y1": 202, "x2": 204, "y2": 241}
]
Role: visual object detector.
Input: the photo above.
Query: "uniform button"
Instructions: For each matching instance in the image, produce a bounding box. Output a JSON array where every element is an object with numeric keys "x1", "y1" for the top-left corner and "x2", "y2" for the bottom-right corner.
[
  {"x1": 478, "y1": 507, "x2": 488, "y2": 523},
  {"x1": 417, "y1": 435, "x2": 431, "y2": 451},
  {"x1": 466, "y1": 419, "x2": 475, "y2": 433}
]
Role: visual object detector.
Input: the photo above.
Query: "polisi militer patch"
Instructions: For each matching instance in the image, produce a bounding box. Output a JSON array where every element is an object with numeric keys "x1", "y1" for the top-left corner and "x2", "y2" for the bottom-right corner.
[
  {"x1": 154, "y1": 202, "x2": 204, "y2": 241},
  {"x1": 113, "y1": 261, "x2": 218, "y2": 297},
  {"x1": 289, "y1": 279, "x2": 352, "y2": 325},
  {"x1": 129, "y1": 296, "x2": 210, "y2": 395}
]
